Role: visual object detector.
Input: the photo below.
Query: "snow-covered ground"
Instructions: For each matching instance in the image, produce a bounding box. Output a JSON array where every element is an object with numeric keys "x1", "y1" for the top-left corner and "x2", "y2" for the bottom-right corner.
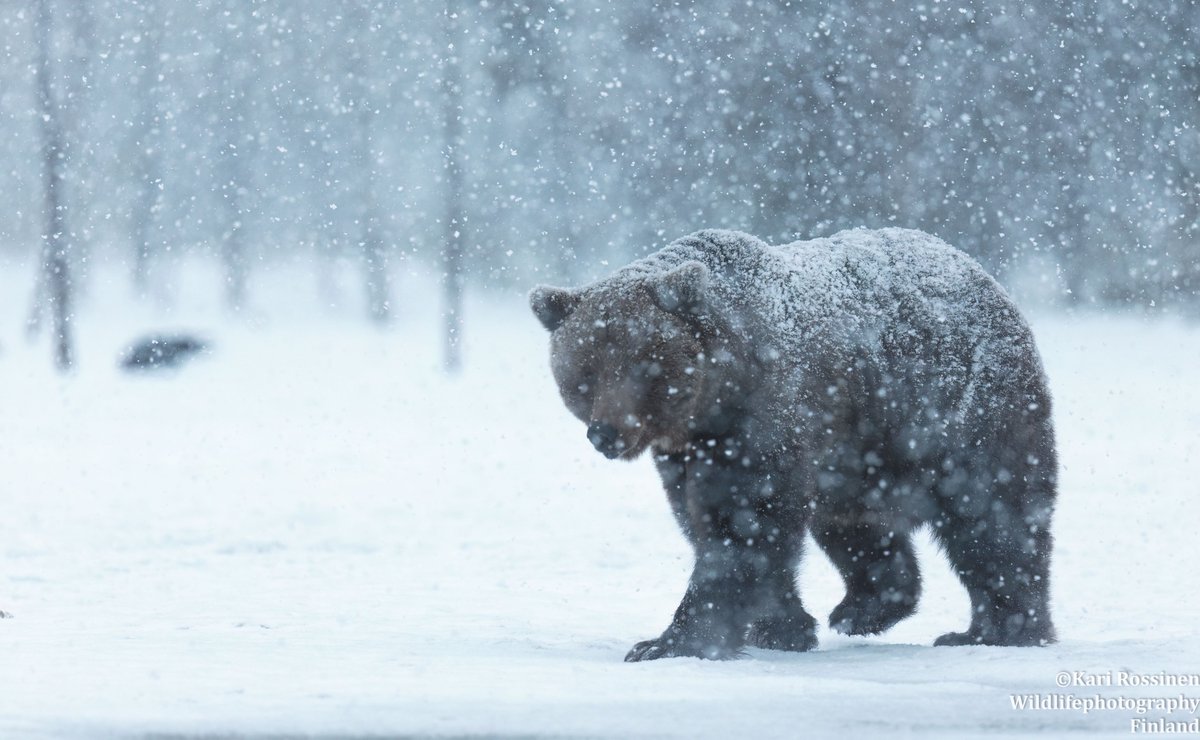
[{"x1": 1, "y1": 259, "x2": 1198, "y2": 739}]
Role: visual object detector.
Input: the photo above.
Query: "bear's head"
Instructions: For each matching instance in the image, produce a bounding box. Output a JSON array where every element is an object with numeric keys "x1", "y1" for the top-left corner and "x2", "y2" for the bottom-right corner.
[{"x1": 530, "y1": 261, "x2": 710, "y2": 460}]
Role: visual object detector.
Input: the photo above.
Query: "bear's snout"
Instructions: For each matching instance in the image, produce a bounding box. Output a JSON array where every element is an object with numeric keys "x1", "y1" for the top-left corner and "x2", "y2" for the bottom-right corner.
[{"x1": 586, "y1": 421, "x2": 624, "y2": 459}]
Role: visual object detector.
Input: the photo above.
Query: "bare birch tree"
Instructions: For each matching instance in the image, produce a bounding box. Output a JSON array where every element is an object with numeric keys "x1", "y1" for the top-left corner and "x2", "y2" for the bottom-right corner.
[
  {"x1": 441, "y1": 0, "x2": 466, "y2": 371},
  {"x1": 31, "y1": 0, "x2": 75, "y2": 371},
  {"x1": 131, "y1": 0, "x2": 164, "y2": 295},
  {"x1": 346, "y1": 3, "x2": 391, "y2": 324}
]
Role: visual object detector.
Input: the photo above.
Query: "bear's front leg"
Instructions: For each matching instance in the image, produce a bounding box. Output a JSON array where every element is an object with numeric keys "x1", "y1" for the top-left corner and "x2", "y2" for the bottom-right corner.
[
  {"x1": 625, "y1": 547, "x2": 758, "y2": 661},
  {"x1": 627, "y1": 449, "x2": 809, "y2": 661}
]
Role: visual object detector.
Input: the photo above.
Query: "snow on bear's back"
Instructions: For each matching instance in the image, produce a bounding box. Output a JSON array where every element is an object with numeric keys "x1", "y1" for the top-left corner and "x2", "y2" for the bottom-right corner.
[
  {"x1": 673, "y1": 227, "x2": 993, "y2": 345},
  {"x1": 774, "y1": 227, "x2": 991, "y2": 308},
  {"x1": 615, "y1": 227, "x2": 1019, "y2": 353}
]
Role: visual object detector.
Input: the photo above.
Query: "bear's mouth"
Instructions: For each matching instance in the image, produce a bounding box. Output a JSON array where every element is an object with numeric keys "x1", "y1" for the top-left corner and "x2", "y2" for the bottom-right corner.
[
  {"x1": 608, "y1": 432, "x2": 649, "y2": 461},
  {"x1": 613, "y1": 445, "x2": 643, "y2": 460}
]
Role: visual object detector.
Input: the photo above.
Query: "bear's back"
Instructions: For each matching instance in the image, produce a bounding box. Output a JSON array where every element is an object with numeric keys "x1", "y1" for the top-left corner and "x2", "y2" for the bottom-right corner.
[
  {"x1": 773, "y1": 227, "x2": 994, "y2": 318},
  {"x1": 772, "y1": 228, "x2": 1046, "y2": 430},
  {"x1": 675, "y1": 228, "x2": 1003, "y2": 350},
  {"x1": 678, "y1": 228, "x2": 1044, "y2": 421},
  {"x1": 622, "y1": 227, "x2": 1033, "y2": 379}
]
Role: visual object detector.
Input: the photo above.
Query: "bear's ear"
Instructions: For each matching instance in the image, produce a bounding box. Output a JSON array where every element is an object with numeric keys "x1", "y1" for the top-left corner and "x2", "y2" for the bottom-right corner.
[
  {"x1": 529, "y1": 285, "x2": 580, "y2": 331},
  {"x1": 652, "y1": 261, "x2": 708, "y2": 316}
]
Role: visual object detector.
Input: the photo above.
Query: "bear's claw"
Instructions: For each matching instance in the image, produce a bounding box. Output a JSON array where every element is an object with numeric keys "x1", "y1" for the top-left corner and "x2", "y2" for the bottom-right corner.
[
  {"x1": 624, "y1": 639, "x2": 670, "y2": 662},
  {"x1": 829, "y1": 592, "x2": 917, "y2": 636},
  {"x1": 745, "y1": 616, "x2": 818, "y2": 652},
  {"x1": 933, "y1": 631, "x2": 981, "y2": 646},
  {"x1": 934, "y1": 622, "x2": 1056, "y2": 647},
  {"x1": 624, "y1": 636, "x2": 741, "y2": 662}
]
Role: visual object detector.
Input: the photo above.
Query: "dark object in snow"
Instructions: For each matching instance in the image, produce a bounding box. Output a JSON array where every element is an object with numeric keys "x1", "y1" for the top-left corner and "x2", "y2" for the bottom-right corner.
[
  {"x1": 532, "y1": 228, "x2": 1058, "y2": 660},
  {"x1": 121, "y1": 335, "x2": 208, "y2": 371}
]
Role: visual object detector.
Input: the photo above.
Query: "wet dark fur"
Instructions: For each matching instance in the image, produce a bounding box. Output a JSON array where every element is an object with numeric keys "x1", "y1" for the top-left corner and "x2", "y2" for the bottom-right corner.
[
  {"x1": 531, "y1": 228, "x2": 1057, "y2": 660},
  {"x1": 121, "y1": 334, "x2": 208, "y2": 371}
]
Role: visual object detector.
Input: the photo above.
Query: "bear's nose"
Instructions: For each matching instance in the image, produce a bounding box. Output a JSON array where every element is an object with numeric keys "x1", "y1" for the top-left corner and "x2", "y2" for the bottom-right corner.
[{"x1": 587, "y1": 421, "x2": 622, "y2": 458}]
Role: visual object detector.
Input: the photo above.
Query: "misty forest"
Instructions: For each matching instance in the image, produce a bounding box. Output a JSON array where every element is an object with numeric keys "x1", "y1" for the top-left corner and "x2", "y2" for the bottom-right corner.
[{"x1": 1, "y1": 1, "x2": 1198, "y2": 738}]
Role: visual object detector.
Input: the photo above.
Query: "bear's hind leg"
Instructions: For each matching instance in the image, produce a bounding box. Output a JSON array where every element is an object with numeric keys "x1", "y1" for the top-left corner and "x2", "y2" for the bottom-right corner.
[
  {"x1": 932, "y1": 514, "x2": 1055, "y2": 647},
  {"x1": 744, "y1": 555, "x2": 818, "y2": 652},
  {"x1": 813, "y1": 520, "x2": 922, "y2": 636}
]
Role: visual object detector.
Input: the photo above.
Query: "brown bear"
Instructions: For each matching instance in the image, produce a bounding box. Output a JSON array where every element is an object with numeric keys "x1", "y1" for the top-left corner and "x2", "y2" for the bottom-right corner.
[{"x1": 530, "y1": 228, "x2": 1057, "y2": 661}]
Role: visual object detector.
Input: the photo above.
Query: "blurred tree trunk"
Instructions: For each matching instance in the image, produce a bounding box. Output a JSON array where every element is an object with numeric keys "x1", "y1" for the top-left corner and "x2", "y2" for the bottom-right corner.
[
  {"x1": 541, "y1": 26, "x2": 579, "y2": 282},
  {"x1": 361, "y1": 182, "x2": 390, "y2": 324},
  {"x1": 131, "y1": 0, "x2": 164, "y2": 296},
  {"x1": 57, "y1": 0, "x2": 98, "y2": 288},
  {"x1": 482, "y1": 0, "x2": 580, "y2": 282},
  {"x1": 32, "y1": 0, "x2": 74, "y2": 371},
  {"x1": 347, "y1": 4, "x2": 391, "y2": 324},
  {"x1": 215, "y1": 20, "x2": 252, "y2": 314},
  {"x1": 359, "y1": 142, "x2": 390, "y2": 324},
  {"x1": 442, "y1": 0, "x2": 465, "y2": 372},
  {"x1": 209, "y1": 0, "x2": 261, "y2": 314},
  {"x1": 219, "y1": 127, "x2": 248, "y2": 313}
]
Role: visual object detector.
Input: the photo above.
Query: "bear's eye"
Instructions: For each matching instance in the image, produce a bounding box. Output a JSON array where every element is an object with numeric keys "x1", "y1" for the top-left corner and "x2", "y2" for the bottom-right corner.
[{"x1": 574, "y1": 369, "x2": 596, "y2": 396}]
